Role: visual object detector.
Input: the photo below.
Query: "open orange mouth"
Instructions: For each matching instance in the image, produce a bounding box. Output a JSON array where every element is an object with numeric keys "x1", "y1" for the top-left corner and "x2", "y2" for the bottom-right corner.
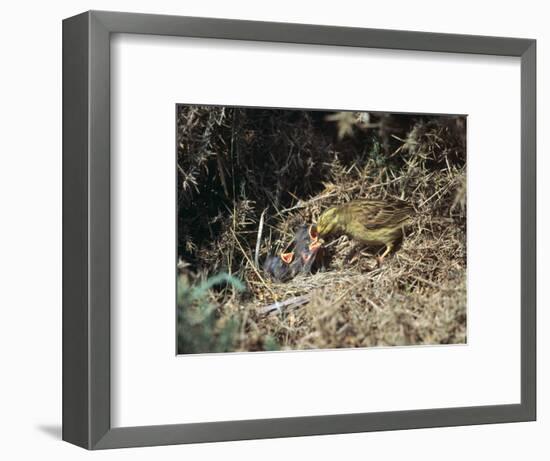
[
  {"x1": 308, "y1": 224, "x2": 321, "y2": 251},
  {"x1": 309, "y1": 224, "x2": 319, "y2": 241},
  {"x1": 278, "y1": 225, "x2": 322, "y2": 265},
  {"x1": 280, "y1": 252, "x2": 294, "y2": 264}
]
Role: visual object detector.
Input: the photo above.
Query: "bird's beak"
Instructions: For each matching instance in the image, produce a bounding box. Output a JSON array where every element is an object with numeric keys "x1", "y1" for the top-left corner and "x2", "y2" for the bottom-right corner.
[{"x1": 309, "y1": 242, "x2": 321, "y2": 252}]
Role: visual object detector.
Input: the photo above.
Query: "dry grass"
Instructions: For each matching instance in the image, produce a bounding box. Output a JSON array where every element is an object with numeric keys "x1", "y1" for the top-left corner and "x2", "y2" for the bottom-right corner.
[{"x1": 176, "y1": 107, "x2": 466, "y2": 354}]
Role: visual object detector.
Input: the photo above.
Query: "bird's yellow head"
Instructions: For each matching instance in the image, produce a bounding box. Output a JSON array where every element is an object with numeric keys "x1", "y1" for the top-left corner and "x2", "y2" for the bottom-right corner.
[{"x1": 316, "y1": 206, "x2": 342, "y2": 238}]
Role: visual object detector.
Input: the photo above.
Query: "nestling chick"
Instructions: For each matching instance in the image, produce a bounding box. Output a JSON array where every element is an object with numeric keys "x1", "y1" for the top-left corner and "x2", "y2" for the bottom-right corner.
[
  {"x1": 291, "y1": 224, "x2": 323, "y2": 274},
  {"x1": 316, "y1": 199, "x2": 413, "y2": 264},
  {"x1": 263, "y1": 225, "x2": 323, "y2": 281},
  {"x1": 263, "y1": 255, "x2": 292, "y2": 281}
]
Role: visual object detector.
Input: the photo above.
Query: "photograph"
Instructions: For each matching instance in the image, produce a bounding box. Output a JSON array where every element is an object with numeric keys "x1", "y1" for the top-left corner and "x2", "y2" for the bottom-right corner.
[{"x1": 176, "y1": 105, "x2": 467, "y2": 354}]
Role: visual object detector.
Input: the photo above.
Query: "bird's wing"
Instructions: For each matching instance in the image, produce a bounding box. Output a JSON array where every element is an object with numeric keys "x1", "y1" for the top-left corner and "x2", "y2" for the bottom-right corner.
[{"x1": 348, "y1": 200, "x2": 413, "y2": 229}]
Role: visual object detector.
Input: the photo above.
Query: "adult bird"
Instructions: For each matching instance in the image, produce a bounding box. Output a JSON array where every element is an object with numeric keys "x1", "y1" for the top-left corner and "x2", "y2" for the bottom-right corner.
[{"x1": 316, "y1": 199, "x2": 413, "y2": 265}]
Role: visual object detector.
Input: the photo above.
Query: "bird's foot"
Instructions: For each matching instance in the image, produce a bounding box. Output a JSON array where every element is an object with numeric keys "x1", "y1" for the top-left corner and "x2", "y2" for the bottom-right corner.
[{"x1": 376, "y1": 245, "x2": 392, "y2": 267}]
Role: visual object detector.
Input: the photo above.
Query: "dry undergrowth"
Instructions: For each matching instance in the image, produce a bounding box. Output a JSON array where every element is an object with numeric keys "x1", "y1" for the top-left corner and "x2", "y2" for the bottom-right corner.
[{"x1": 176, "y1": 107, "x2": 467, "y2": 354}]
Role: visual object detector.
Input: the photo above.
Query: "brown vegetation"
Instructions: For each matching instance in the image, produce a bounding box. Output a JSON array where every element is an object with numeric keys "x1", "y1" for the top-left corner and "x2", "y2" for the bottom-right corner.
[{"x1": 176, "y1": 106, "x2": 466, "y2": 354}]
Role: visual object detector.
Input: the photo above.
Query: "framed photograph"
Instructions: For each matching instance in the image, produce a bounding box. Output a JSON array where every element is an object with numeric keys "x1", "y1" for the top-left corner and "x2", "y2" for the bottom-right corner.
[
  {"x1": 174, "y1": 105, "x2": 468, "y2": 354},
  {"x1": 63, "y1": 10, "x2": 536, "y2": 449}
]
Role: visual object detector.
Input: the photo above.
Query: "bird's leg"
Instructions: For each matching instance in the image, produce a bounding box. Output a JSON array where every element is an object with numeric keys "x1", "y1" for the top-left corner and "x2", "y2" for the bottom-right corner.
[{"x1": 376, "y1": 243, "x2": 393, "y2": 267}]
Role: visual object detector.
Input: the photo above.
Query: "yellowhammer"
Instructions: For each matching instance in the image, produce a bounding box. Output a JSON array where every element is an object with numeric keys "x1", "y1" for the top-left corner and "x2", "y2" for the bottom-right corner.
[{"x1": 315, "y1": 199, "x2": 413, "y2": 264}]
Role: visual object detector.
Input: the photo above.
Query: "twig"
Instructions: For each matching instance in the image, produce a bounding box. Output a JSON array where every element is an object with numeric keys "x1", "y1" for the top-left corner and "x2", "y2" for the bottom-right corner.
[
  {"x1": 216, "y1": 154, "x2": 229, "y2": 198},
  {"x1": 411, "y1": 275, "x2": 439, "y2": 288},
  {"x1": 254, "y1": 209, "x2": 267, "y2": 268},
  {"x1": 279, "y1": 191, "x2": 337, "y2": 213},
  {"x1": 259, "y1": 295, "x2": 311, "y2": 315},
  {"x1": 229, "y1": 228, "x2": 275, "y2": 297},
  {"x1": 364, "y1": 296, "x2": 382, "y2": 312}
]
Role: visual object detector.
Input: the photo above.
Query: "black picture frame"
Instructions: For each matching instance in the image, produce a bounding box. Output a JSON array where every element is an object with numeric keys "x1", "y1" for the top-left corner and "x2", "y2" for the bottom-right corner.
[{"x1": 62, "y1": 10, "x2": 536, "y2": 449}]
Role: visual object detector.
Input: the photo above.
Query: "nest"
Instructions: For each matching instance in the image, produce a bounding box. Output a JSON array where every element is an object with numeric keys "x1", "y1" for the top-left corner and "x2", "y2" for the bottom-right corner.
[{"x1": 176, "y1": 107, "x2": 467, "y2": 353}]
